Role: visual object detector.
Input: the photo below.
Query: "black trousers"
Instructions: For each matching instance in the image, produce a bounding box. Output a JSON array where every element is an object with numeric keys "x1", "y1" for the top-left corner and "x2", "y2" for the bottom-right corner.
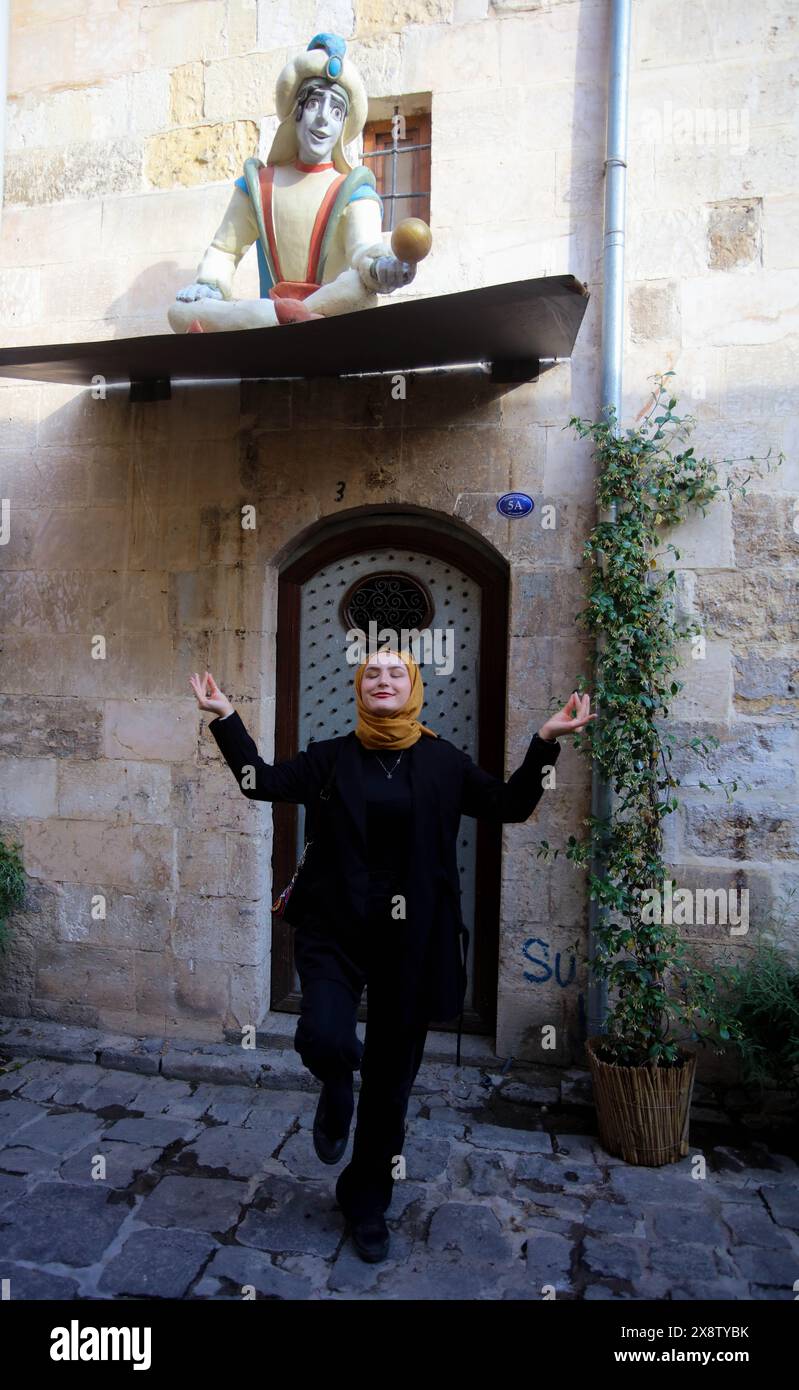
[{"x1": 292, "y1": 898, "x2": 430, "y2": 1221}]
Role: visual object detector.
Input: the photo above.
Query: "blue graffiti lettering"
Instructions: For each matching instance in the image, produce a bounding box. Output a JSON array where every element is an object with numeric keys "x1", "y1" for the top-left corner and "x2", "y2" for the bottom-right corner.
[
  {"x1": 555, "y1": 950, "x2": 576, "y2": 988},
  {"x1": 523, "y1": 936, "x2": 577, "y2": 988},
  {"x1": 522, "y1": 937, "x2": 552, "y2": 984}
]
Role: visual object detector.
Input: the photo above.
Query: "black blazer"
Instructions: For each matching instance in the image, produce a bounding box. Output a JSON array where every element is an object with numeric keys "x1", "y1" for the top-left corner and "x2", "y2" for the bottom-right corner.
[{"x1": 209, "y1": 710, "x2": 561, "y2": 1037}]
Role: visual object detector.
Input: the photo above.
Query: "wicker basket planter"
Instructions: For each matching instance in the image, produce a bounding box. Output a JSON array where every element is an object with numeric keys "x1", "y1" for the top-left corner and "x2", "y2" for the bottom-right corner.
[{"x1": 586, "y1": 1035, "x2": 698, "y2": 1166}]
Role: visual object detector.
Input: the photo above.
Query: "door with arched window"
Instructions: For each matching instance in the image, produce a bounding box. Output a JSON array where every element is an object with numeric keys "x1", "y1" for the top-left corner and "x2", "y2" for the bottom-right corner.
[{"x1": 272, "y1": 516, "x2": 509, "y2": 1039}]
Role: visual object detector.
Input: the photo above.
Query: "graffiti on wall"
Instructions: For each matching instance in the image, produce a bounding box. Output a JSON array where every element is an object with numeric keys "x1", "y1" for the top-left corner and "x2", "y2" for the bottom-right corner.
[{"x1": 522, "y1": 935, "x2": 577, "y2": 988}]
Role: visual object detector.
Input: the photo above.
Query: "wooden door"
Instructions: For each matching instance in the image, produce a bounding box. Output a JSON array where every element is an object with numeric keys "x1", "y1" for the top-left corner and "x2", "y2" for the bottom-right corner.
[{"x1": 271, "y1": 520, "x2": 508, "y2": 1038}]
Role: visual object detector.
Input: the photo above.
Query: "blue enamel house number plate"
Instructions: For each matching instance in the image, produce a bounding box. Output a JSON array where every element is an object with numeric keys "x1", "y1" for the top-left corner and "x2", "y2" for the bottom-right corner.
[{"x1": 496, "y1": 492, "x2": 535, "y2": 518}]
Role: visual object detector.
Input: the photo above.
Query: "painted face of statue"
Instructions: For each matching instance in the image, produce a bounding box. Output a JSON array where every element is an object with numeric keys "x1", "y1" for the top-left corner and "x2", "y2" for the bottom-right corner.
[{"x1": 295, "y1": 83, "x2": 347, "y2": 165}]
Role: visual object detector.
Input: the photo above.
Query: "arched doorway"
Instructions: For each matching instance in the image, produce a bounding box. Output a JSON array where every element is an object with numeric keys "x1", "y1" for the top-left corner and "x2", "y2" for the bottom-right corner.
[{"x1": 271, "y1": 510, "x2": 509, "y2": 1039}]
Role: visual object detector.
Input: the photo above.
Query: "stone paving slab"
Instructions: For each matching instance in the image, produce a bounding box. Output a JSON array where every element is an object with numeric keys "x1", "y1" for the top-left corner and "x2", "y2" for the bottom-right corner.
[
  {"x1": 0, "y1": 1172, "x2": 27, "y2": 1211},
  {"x1": 103, "y1": 1116, "x2": 203, "y2": 1149},
  {"x1": 1, "y1": 1038, "x2": 798, "y2": 1300},
  {"x1": 0, "y1": 1097, "x2": 46, "y2": 1144},
  {"x1": 2, "y1": 1265, "x2": 82, "y2": 1299},
  {"x1": 184, "y1": 1122, "x2": 295, "y2": 1177},
  {"x1": 60, "y1": 1141, "x2": 164, "y2": 1189},
  {"x1": 1, "y1": 1181, "x2": 132, "y2": 1266},
  {"x1": 194, "y1": 1245, "x2": 314, "y2": 1300},
  {"x1": 135, "y1": 1175, "x2": 248, "y2": 1234},
  {"x1": 98, "y1": 1228, "x2": 218, "y2": 1300},
  {"x1": 0, "y1": 1145, "x2": 63, "y2": 1176}
]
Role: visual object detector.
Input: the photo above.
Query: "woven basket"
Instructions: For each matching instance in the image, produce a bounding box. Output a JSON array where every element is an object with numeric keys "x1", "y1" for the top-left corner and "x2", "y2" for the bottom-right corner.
[{"x1": 585, "y1": 1035, "x2": 697, "y2": 1166}]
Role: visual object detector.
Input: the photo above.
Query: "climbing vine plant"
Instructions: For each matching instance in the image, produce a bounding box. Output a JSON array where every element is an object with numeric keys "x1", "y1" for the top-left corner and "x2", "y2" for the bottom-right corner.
[
  {"x1": 0, "y1": 836, "x2": 26, "y2": 955},
  {"x1": 539, "y1": 372, "x2": 783, "y2": 1068}
]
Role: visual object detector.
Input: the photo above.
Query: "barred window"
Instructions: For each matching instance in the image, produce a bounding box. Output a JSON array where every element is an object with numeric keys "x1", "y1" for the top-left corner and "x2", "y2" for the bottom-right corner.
[{"x1": 361, "y1": 109, "x2": 431, "y2": 231}]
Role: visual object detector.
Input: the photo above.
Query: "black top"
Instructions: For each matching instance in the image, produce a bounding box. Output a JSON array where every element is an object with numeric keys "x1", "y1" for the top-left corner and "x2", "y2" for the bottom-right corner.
[{"x1": 358, "y1": 741, "x2": 413, "y2": 911}]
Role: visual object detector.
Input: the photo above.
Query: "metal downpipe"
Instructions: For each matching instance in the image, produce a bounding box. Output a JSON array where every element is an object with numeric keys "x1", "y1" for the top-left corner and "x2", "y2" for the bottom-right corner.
[
  {"x1": 0, "y1": 2, "x2": 9, "y2": 234},
  {"x1": 586, "y1": 0, "x2": 632, "y2": 1042}
]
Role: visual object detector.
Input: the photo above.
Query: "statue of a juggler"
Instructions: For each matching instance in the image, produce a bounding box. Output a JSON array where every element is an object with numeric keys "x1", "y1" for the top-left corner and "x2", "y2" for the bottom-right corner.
[{"x1": 168, "y1": 32, "x2": 432, "y2": 333}]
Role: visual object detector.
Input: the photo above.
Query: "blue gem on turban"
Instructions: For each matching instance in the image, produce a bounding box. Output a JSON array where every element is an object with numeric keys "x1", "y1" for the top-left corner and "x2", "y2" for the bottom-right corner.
[{"x1": 307, "y1": 32, "x2": 346, "y2": 80}]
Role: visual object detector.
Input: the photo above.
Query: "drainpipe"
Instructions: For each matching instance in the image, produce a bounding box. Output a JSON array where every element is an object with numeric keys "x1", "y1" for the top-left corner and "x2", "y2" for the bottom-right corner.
[
  {"x1": 0, "y1": 1, "x2": 9, "y2": 233},
  {"x1": 586, "y1": 0, "x2": 632, "y2": 1041}
]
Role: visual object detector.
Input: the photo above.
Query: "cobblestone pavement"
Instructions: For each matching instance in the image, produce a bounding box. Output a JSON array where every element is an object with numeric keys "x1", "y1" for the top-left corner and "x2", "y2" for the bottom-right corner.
[{"x1": 1, "y1": 1027, "x2": 797, "y2": 1301}]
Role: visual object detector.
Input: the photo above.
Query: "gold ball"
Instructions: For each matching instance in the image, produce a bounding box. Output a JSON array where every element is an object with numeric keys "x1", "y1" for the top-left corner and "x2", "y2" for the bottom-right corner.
[{"x1": 390, "y1": 218, "x2": 432, "y2": 264}]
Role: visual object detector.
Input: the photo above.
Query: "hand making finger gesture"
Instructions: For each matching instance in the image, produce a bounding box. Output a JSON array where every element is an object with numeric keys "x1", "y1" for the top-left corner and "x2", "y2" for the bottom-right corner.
[
  {"x1": 537, "y1": 691, "x2": 598, "y2": 742},
  {"x1": 189, "y1": 671, "x2": 234, "y2": 719}
]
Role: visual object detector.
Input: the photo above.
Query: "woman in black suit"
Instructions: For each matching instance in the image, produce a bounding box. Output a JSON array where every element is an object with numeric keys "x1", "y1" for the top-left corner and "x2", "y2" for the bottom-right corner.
[{"x1": 190, "y1": 650, "x2": 596, "y2": 1264}]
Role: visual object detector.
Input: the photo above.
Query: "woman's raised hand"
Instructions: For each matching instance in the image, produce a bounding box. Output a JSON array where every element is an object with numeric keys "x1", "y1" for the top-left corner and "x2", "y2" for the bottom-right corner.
[
  {"x1": 190, "y1": 671, "x2": 234, "y2": 718},
  {"x1": 538, "y1": 691, "x2": 598, "y2": 742}
]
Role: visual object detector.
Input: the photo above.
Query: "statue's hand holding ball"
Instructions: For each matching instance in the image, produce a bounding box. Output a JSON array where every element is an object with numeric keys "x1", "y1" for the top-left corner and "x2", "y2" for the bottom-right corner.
[
  {"x1": 370, "y1": 218, "x2": 432, "y2": 294},
  {"x1": 391, "y1": 218, "x2": 433, "y2": 264}
]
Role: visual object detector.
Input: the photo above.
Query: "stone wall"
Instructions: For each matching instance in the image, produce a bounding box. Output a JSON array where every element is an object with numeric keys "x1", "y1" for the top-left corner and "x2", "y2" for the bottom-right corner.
[{"x1": 0, "y1": 1, "x2": 796, "y2": 1077}]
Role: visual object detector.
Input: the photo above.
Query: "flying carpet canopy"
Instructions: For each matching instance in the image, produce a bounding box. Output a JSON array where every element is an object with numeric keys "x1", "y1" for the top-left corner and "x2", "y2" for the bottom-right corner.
[{"x1": 0, "y1": 274, "x2": 590, "y2": 398}]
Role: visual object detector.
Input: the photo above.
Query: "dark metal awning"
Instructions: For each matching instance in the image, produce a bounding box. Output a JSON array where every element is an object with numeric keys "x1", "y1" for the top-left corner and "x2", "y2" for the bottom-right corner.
[{"x1": 0, "y1": 273, "x2": 589, "y2": 397}]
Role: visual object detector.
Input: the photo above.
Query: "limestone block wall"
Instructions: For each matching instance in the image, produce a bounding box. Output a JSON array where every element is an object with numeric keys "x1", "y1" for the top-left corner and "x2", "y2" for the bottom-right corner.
[{"x1": 0, "y1": 0, "x2": 796, "y2": 1071}]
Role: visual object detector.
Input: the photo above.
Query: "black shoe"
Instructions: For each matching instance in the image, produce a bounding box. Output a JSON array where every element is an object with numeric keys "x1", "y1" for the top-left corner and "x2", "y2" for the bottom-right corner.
[
  {"x1": 350, "y1": 1212, "x2": 390, "y2": 1264},
  {"x1": 312, "y1": 1081, "x2": 352, "y2": 1165}
]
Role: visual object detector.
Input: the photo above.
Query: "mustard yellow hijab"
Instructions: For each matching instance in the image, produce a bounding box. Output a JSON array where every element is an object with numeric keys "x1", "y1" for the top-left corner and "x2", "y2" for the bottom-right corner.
[{"x1": 354, "y1": 647, "x2": 438, "y2": 750}]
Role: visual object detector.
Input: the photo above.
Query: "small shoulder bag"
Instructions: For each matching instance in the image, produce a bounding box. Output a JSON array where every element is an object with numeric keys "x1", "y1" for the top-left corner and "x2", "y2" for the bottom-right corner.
[{"x1": 271, "y1": 750, "x2": 339, "y2": 917}]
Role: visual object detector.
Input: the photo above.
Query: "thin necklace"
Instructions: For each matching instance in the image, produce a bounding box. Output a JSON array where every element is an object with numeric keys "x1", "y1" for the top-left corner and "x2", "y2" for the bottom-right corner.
[{"x1": 375, "y1": 750, "x2": 404, "y2": 780}]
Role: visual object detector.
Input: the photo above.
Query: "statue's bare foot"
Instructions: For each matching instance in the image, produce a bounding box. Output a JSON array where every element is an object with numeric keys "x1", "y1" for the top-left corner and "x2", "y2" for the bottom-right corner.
[{"x1": 274, "y1": 297, "x2": 324, "y2": 324}]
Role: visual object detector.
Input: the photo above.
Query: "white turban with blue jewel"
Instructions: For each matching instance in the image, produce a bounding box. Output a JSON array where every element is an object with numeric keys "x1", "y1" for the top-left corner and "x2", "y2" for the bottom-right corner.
[{"x1": 266, "y1": 33, "x2": 369, "y2": 175}]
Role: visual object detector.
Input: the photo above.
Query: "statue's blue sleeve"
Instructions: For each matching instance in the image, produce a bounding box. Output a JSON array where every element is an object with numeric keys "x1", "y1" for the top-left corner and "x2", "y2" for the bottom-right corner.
[
  {"x1": 348, "y1": 185, "x2": 383, "y2": 217},
  {"x1": 234, "y1": 175, "x2": 247, "y2": 193}
]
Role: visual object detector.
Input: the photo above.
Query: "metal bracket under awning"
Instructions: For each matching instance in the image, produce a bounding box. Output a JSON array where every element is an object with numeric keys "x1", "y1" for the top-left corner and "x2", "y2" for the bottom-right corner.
[{"x1": 0, "y1": 273, "x2": 590, "y2": 402}]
